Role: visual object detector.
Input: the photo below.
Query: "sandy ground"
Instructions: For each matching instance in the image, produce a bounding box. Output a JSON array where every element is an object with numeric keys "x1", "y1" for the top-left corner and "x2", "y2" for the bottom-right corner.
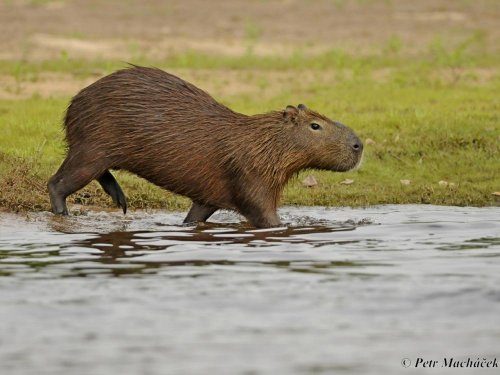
[
  {"x1": 1, "y1": 0, "x2": 499, "y2": 59},
  {"x1": 0, "y1": 66, "x2": 497, "y2": 101},
  {"x1": 0, "y1": 0, "x2": 498, "y2": 99}
]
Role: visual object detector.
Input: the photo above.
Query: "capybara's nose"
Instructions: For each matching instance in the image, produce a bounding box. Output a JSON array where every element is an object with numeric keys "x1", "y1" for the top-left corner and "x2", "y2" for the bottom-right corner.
[{"x1": 350, "y1": 134, "x2": 363, "y2": 153}]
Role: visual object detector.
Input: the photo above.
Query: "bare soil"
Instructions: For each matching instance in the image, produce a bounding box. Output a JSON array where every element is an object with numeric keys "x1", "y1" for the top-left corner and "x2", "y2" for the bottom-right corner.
[
  {"x1": 0, "y1": 0, "x2": 498, "y2": 99},
  {"x1": 0, "y1": 0, "x2": 500, "y2": 99},
  {"x1": 1, "y1": 0, "x2": 499, "y2": 60}
]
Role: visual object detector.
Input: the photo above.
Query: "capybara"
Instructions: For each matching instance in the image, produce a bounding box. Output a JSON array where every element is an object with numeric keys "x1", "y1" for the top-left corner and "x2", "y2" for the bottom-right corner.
[{"x1": 48, "y1": 66, "x2": 363, "y2": 228}]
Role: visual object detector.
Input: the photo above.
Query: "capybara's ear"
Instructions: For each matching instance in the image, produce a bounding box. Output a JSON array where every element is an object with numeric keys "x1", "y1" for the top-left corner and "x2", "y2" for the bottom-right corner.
[
  {"x1": 297, "y1": 103, "x2": 308, "y2": 111},
  {"x1": 283, "y1": 105, "x2": 298, "y2": 122}
]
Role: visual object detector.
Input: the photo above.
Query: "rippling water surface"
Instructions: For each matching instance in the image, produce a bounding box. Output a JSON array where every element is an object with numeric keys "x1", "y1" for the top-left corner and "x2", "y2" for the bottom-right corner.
[{"x1": 1, "y1": 205, "x2": 499, "y2": 375}]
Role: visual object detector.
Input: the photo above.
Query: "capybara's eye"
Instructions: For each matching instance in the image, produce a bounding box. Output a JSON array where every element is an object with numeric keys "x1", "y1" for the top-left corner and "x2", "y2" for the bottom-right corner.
[{"x1": 310, "y1": 123, "x2": 321, "y2": 130}]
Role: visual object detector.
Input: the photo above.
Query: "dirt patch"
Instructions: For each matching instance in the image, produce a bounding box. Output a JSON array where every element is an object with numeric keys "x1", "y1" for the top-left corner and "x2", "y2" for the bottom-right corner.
[
  {"x1": 1, "y1": 66, "x2": 496, "y2": 100},
  {"x1": 31, "y1": 34, "x2": 128, "y2": 59},
  {"x1": 19, "y1": 33, "x2": 328, "y2": 61},
  {"x1": 0, "y1": 69, "x2": 309, "y2": 100},
  {"x1": 0, "y1": 72, "x2": 95, "y2": 100},
  {"x1": 0, "y1": 0, "x2": 498, "y2": 60}
]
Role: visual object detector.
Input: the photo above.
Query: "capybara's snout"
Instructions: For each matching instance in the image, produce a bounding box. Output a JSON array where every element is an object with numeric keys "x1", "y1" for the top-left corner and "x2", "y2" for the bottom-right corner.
[{"x1": 349, "y1": 133, "x2": 363, "y2": 154}]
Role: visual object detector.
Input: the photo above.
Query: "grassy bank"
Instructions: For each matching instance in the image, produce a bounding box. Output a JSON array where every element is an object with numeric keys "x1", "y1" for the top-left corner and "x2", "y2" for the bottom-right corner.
[{"x1": 0, "y1": 44, "x2": 499, "y2": 213}]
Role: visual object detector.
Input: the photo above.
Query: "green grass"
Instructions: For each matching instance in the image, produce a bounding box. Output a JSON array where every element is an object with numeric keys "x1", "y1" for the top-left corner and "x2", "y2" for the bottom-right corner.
[{"x1": 0, "y1": 41, "x2": 499, "y2": 212}]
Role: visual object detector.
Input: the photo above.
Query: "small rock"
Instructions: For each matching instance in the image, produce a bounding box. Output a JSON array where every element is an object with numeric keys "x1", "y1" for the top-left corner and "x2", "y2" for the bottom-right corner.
[
  {"x1": 492, "y1": 192, "x2": 500, "y2": 197},
  {"x1": 400, "y1": 179, "x2": 411, "y2": 185},
  {"x1": 340, "y1": 179, "x2": 354, "y2": 185},
  {"x1": 438, "y1": 180, "x2": 455, "y2": 187},
  {"x1": 365, "y1": 138, "x2": 376, "y2": 145},
  {"x1": 302, "y1": 175, "x2": 318, "y2": 188}
]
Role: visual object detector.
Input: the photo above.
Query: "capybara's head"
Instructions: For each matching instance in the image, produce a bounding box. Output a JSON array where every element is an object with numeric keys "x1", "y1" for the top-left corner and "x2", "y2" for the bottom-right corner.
[{"x1": 283, "y1": 104, "x2": 363, "y2": 172}]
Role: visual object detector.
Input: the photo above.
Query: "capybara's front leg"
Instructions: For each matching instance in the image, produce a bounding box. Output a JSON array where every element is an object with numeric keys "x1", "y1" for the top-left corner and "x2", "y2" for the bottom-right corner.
[
  {"x1": 183, "y1": 202, "x2": 218, "y2": 224},
  {"x1": 239, "y1": 203, "x2": 281, "y2": 228}
]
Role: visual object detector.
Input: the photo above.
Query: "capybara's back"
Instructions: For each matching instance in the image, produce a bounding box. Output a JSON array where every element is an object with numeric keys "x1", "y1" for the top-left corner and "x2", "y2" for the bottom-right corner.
[
  {"x1": 62, "y1": 67, "x2": 241, "y2": 209},
  {"x1": 49, "y1": 66, "x2": 363, "y2": 227}
]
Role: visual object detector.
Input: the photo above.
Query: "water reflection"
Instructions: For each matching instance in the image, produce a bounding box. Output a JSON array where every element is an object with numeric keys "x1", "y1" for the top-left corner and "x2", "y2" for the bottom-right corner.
[
  {"x1": 1, "y1": 205, "x2": 499, "y2": 280},
  {"x1": 1, "y1": 221, "x2": 364, "y2": 277}
]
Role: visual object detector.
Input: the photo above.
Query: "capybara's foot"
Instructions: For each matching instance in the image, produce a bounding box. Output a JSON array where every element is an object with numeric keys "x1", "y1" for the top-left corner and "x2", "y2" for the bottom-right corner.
[
  {"x1": 243, "y1": 207, "x2": 282, "y2": 228},
  {"x1": 250, "y1": 216, "x2": 282, "y2": 228},
  {"x1": 48, "y1": 178, "x2": 69, "y2": 215}
]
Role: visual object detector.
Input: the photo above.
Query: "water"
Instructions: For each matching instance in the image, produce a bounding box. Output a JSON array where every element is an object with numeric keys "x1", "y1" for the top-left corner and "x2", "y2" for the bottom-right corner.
[{"x1": 0, "y1": 205, "x2": 499, "y2": 375}]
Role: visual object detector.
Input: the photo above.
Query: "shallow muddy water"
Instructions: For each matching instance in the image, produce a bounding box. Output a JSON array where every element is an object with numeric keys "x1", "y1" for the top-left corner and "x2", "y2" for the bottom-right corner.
[{"x1": 0, "y1": 205, "x2": 499, "y2": 375}]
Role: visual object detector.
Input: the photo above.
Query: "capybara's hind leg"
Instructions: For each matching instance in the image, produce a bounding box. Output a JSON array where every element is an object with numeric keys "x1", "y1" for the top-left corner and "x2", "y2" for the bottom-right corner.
[
  {"x1": 48, "y1": 155, "x2": 105, "y2": 215},
  {"x1": 183, "y1": 202, "x2": 218, "y2": 224},
  {"x1": 97, "y1": 170, "x2": 128, "y2": 214}
]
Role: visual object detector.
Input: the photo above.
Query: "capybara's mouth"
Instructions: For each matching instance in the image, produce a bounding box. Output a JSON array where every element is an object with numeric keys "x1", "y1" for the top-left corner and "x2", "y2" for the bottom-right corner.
[
  {"x1": 352, "y1": 152, "x2": 364, "y2": 170},
  {"x1": 331, "y1": 151, "x2": 363, "y2": 172}
]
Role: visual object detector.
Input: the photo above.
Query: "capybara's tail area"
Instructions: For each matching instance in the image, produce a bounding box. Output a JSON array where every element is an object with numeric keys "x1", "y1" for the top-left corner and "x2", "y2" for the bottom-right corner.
[{"x1": 97, "y1": 170, "x2": 128, "y2": 214}]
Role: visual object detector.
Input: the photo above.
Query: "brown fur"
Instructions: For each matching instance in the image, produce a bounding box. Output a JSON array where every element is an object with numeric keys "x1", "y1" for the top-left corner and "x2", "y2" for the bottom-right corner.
[{"x1": 48, "y1": 66, "x2": 363, "y2": 227}]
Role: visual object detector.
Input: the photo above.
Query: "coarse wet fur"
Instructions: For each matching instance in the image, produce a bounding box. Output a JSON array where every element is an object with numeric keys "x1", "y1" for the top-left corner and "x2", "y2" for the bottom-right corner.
[{"x1": 48, "y1": 66, "x2": 363, "y2": 228}]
